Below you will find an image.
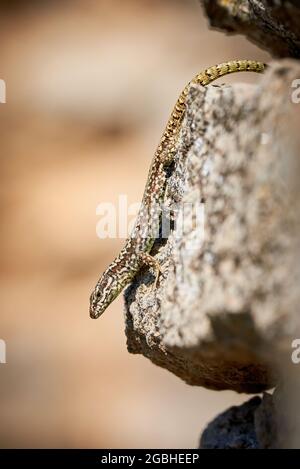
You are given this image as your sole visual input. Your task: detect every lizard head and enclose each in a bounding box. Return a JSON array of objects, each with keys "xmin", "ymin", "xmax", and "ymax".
[{"xmin": 89, "ymin": 272, "xmax": 120, "ymax": 319}]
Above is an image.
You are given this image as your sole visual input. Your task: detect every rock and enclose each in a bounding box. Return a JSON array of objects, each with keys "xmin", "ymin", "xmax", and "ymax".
[
  {"xmin": 200, "ymin": 392, "xmax": 277, "ymax": 449},
  {"xmin": 200, "ymin": 0, "xmax": 300, "ymax": 58},
  {"xmin": 200, "ymin": 385, "xmax": 300, "ymax": 449},
  {"xmin": 199, "ymin": 395, "xmax": 261, "ymax": 449},
  {"xmin": 254, "ymin": 392, "xmax": 277, "ymax": 448},
  {"xmin": 124, "ymin": 60, "xmax": 300, "ymax": 393}
]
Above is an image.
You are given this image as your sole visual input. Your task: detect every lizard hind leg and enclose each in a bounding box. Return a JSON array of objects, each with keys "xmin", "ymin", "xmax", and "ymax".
[
  {"xmin": 161, "ymin": 144, "xmax": 177, "ymax": 167},
  {"xmin": 138, "ymin": 251, "xmax": 162, "ymax": 289}
]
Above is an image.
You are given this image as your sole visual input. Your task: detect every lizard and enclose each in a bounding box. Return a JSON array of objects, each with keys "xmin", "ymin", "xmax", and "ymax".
[{"xmin": 90, "ymin": 60, "xmax": 266, "ymax": 319}]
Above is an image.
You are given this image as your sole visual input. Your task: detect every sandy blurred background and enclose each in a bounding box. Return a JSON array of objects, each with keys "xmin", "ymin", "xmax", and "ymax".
[{"xmin": 0, "ymin": 0, "xmax": 270, "ymax": 448}]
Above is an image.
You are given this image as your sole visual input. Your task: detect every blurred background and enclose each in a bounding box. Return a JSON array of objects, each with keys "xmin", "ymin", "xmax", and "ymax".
[{"xmin": 0, "ymin": 0, "xmax": 270, "ymax": 448}]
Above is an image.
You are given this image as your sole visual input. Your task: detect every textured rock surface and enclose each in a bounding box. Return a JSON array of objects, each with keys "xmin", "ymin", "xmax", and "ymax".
[
  {"xmin": 201, "ymin": 0, "xmax": 300, "ymax": 58},
  {"xmin": 200, "ymin": 395, "xmax": 261, "ymax": 449},
  {"xmin": 124, "ymin": 60, "xmax": 300, "ymax": 393},
  {"xmin": 254, "ymin": 392, "xmax": 277, "ymax": 448},
  {"xmin": 199, "ymin": 393, "xmax": 276, "ymax": 449},
  {"xmin": 200, "ymin": 385, "xmax": 300, "ymax": 449}
]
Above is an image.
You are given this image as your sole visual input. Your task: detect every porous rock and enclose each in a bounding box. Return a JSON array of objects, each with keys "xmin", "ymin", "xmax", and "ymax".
[{"xmin": 124, "ymin": 60, "xmax": 300, "ymax": 393}]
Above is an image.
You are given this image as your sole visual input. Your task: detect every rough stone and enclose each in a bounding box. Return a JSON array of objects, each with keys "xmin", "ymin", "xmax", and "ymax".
[
  {"xmin": 124, "ymin": 60, "xmax": 300, "ymax": 393},
  {"xmin": 199, "ymin": 395, "xmax": 261, "ymax": 449},
  {"xmin": 201, "ymin": 0, "xmax": 300, "ymax": 58},
  {"xmin": 199, "ymin": 392, "xmax": 277, "ymax": 449}
]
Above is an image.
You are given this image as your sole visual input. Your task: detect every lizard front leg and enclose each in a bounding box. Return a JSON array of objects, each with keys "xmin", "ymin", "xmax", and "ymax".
[{"xmin": 138, "ymin": 251, "xmax": 163, "ymax": 289}]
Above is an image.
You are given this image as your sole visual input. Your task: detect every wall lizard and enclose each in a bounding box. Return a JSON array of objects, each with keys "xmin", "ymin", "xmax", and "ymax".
[{"xmin": 90, "ymin": 60, "xmax": 266, "ymax": 319}]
